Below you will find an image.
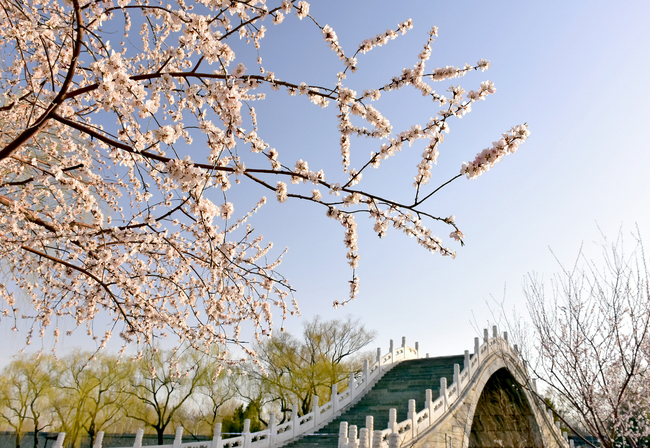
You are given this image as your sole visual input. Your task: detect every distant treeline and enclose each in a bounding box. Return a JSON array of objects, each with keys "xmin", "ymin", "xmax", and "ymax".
[{"xmin": 0, "ymin": 317, "xmax": 375, "ymax": 448}]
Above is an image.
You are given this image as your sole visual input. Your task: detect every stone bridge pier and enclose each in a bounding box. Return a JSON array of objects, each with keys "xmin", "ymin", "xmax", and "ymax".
[{"xmin": 409, "ymin": 345, "xmax": 565, "ymax": 448}]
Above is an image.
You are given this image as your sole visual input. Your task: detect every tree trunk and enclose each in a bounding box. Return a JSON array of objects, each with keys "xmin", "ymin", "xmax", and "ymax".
[
  {"xmin": 34, "ymin": 424, "xmax": 39, "ymax": 448},
  {"xmin": 88, "ymin": 425, "xmax": 96, "ymax": 448}
]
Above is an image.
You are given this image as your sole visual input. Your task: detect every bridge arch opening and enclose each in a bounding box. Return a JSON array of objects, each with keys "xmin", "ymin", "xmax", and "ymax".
[{"xmin": 468, "ymin": 367, "xmax": 543, "ymax": 448}]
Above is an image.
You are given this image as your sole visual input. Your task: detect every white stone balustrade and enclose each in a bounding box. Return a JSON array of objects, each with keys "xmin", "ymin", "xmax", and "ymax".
[
  {"xmin": 54, "ymin": 433, "xmax": 66, "ymax": 448},
  {"xmin": 93, "ymin": 432, "xmax": 105, "ymax": 448}
]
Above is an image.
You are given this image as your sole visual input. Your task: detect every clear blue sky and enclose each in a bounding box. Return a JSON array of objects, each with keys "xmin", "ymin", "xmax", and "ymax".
[
  {"xmin": 253, "ymin": 0, "xmax": 650, "ymax": 357},
  {"xmin": 2, "ymin": 0, "xmax": 650, "ymax": 363}
]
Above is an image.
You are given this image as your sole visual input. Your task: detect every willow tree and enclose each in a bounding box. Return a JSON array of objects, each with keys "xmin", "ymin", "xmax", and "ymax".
[
  {"xmin": 49, "ymin": 352, "xmax": 132, "ymax": 448},
  {"xmin": 0, "ymin": 355, "xmax": 53, "ymax": 448}
]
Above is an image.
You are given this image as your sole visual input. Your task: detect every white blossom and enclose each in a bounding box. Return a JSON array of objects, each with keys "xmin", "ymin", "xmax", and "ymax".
[{"xmin": 276, "ymin": 181, "xmax": 288, "ymax": 203}]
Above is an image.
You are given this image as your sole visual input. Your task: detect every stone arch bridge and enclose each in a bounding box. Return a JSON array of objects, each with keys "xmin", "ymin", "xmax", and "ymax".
[{"xmin": 56, "ymin": 329, "xmax": 570, "ymax": 448}]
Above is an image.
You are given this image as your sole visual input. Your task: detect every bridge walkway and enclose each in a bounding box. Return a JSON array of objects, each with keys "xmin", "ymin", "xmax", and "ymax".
[{"xmin": 282, "ymin": 355, "xmax": 465, "ymax": 448}]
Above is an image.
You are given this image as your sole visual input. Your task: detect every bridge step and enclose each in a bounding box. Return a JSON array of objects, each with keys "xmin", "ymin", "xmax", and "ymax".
[{"xmin": 281, "ymin": 355, "xmax": 464, "ymax": 448}]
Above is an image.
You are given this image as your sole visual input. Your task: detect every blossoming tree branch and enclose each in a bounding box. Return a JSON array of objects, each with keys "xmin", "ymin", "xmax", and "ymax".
[{"xmin": 0, "ymin": 0, "xmax": 530, "ymax": 356}]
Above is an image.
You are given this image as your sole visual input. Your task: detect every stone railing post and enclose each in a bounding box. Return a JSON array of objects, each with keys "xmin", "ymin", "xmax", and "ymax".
[
  {"xmin": 492, "ymin": 325, "xmax": 498, "ymax": 338},
  {"xmin": 474, "ymin": 337, "xmax": 480, "ymax": 364},
  {"xmin": 332, "ymin": 384, "xmax": 339, "ymax": 412},
  {"xmin": 365, "ymin": 416, "xmax": 374, "ymax": 448},
  {"xmin": 267, "ymin": 413, "xmax": 276, "ymax": 446},
  {"xmin": 401, "ymin": 337, "xmax": 406, "ymax": 349},
  {"xmin": 242, "ymin": 419, "xmax": 250, "ymax": 448},
  {"xmin": 440, "ymin": 377, "xmax": 448, "ymax": 410},
  {"xmin": 408, "ymin": 399, "xmax": 416, "ymax": 438},
  {"xmin": 312, "ymin": 396, "xmax": 320, "ymax": 426},
  {"xmin": 388, "ymin": 433, "xmax": 399, "ymax": 448},
  {"xmin": 503, "ymin": 331, "xmax": 509, "ymax": 344},
  {"xmin": 483, "ymin": 328, "xmax": 489, "ymax": 344},
  {"xmin": 212, "ymin": 422, "xmax": 223, "ymax": 448},
  {"xmin": 173, "ymin": 426, "xmax": 183, "ymax": 448},
  {"xmin": 388, "ymin": 408, "xmax": 397, "ymax": 433},
  {"xmin": 349, "ymin": 425, "xmax": 358, "ymax": 448},
  {"xmin": 93, "ymin": 431, "xmax": 105, "ymax": 448},
  {"xmin": 363, "ymin": 359, "xmax": 369, "ymax": 386},
  {"xmin": 464, "ymin": 350, "xmax": 470, "ymax": 372},
  {"xmin": 376, "ymin": 347, "xmax": 381, "ymax": 370},
  {"xmin": 291, "ymin": 405, "xmax": 299, "ymax": 437},
  {"xmin": 389, "ymin": 339, "xmax": 394, "ymax": 361},
  {"xmin": 359, "ymin": 428, "xmax": 369, "ymax": 448},
  {"xmin": 415, "ymin": 342, "xmax": 419, "ymax": 357},
  {"xmin": 453, "ymin": 364, "xmax": 460, "ymax": 390},
  {"xmin": 372, "ymin": 430, "xmax": 382, "ymax": 448},
  {"xmin": 54, "ymin": 433, "xmax": 66, "ymax": 448},
  {"xmin": 133, "ymin": 429, "xmax": 144, "ymax": 448},
  {"xmin": 349, "ymin": 372, "xmax": 356, "ymax": 399},
  {"xmin": 339, "ymin": 422, "xmax": 349, "ymax": 448}
]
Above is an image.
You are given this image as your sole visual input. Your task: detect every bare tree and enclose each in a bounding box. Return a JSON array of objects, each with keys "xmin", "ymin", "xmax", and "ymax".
[
  {"xmin": 517, "ymin": 230, "xmax": 650, "ymax": 448},
  {"xmin": 303, "ymin": 315, "xmax": 376, "ymax": 371},
  {"xmin": 244, "ymin": 316, "xmax": 375, "ymax": 420},
  {"xmin": 125, "ymin": 348, "xmax": 207, "ymax": 444}
]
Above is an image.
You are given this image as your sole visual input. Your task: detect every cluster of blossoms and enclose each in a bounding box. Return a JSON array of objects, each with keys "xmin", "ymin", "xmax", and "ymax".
[
  {"xmin": 467, "ymin": 80, "xmax": 497, "ymax": 101},
  {"xmin": 367, "ymin": 201, "xmax": 455, "ymax": 259},
  {"xmin": 0, "ymin": 0, "xmax": 529, "ymax": 355},
  {"xmin": 91, "ymin": 52, "xmax": 156, "ymax": 116},
  {"xmin": 340, "ymin": 213, "xmax": 359, "ymax": 269},
  {"xmin": 460, "ymin": 124, "xmax": 531, "ymax": 179},
  {"xmin": 276, "ymin": 181, "xmax": 288, "ymax": 202},
  {"xmin": 358, "ymin": 19, "xmax": 412, "ymax": 54},
  {"xmin": 167, "ymin": 157, "xmax": 208, "ymax": 192},
  {"xmin": 414, "ymin": 132, "xmax": 442, "ymax": 186}
]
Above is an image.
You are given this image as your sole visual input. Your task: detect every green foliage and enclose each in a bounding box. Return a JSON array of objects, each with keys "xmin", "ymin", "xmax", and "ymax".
[{"xmin": 220, "ymin": 404, "xmax": 263, "ymax": 437}]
